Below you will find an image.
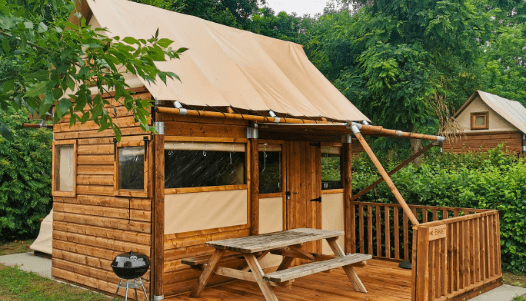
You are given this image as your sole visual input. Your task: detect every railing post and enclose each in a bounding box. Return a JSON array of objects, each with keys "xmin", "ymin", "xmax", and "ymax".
[{"xmin": 415, "ymin": 226, "xmax": 430, "ymax": 301}]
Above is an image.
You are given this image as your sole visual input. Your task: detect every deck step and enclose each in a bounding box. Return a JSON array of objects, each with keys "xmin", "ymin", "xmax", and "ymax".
[{"xmin": 263, "ymin": 253, "xmax": 372, "ymax": 283}]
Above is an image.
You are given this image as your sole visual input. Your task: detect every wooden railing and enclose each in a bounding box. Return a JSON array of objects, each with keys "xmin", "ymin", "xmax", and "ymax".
[
  {"xmin": 349, "ymin": 201, "xmax": 487, "ymax": 261},
  {"xmin": 412, "ymin": 210, "xmax": 502, "ymax": 301}
]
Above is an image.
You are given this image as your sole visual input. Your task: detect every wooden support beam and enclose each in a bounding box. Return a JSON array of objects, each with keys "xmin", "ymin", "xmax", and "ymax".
[
  {"xmin": 352, "ymin": 129, "xmax": 419, "ymax": 225},
  {"xmin": 153, "ymin": 134, "xmax": 165, "ymax": 299},
  {"xmin": 250, "ymin": 138, "xmax": 259, "ymax": 235},
  {"xmin": 343, "ymin": 142, "xmax": 354, "ymax": 254},
  {"xmin": 351, "ymin": 143, "xmax": 437, "ymax": 202}
]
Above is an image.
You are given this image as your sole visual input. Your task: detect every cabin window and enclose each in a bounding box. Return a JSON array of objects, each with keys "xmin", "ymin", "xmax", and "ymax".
[
  {"xmin": 321, "ymin": 146, "xmax": 342, "ymax": 190},
  {"xmin": 52, "ymin": 140, "xmax": 77, "ymax": 197},
  {"xmin": 259, "ymin": 144, "xmax": 282, "ymax": 194},
  {"xmin": 114, "ymin": 138, "xmax": 149, "ymax": 197},
  {"xmin": 471, "ymin": 112, "xmax": 489, "ymax": 130},
  {"xmin": 164, "ymin": 142, "xmax": 246, "ymax": 190}
]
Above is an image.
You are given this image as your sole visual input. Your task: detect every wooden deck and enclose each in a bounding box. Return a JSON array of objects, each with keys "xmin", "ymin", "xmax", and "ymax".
[{"xmin": 167, "ymin": 259, "xmax": 411, "ymax": 301}]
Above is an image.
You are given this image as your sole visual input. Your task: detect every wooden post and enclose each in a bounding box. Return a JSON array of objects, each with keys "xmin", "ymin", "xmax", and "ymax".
[
  {"xmin": 250, "ymin": 136, "xmax": 259, "ymax": 235},
  {"xmin": 352, "ymin": 129, "xmax": 419, "ymax": 226},
  {"xmin": 343, "ymin": 142, "xmax": 354, "ymax": 253},
  {"xmin": 153, "ymin": 134, "xmax": 165, "ymax": 299},
  {"xmin": 351, "ymin": 142, "xmax": 436, "ymax": 202}
]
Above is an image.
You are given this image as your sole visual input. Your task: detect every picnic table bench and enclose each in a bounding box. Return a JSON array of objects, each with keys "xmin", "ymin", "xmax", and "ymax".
[{"xmin": 184, "ymin": 228, "xmax": 371, "ymax": 301}]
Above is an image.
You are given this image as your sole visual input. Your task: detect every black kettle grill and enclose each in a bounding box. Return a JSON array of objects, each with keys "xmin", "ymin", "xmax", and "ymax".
[{"xmin": 111, "ymin": 251, "xmax": 150, "ymax": 301}]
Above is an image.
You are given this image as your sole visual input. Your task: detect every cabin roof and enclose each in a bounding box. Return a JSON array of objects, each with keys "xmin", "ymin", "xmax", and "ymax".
[
  {"xmin": 77, "ymin": 0, "xmax": 370, "ymax": 123},
  {"xmin": 454, "ymin": 90, "xmax": 526, "ymax": 133}
]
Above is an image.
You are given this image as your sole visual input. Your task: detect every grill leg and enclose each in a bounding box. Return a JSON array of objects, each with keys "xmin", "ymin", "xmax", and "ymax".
[
  {"xmin": 113, "ymin": 279, "xmax": 123, "ymax": 300},
  {"xmin": 125, "ymin": 280, "xmax": 130, "ymax": 301},
  {"xmin": 134, "ymin": 279, "xmax": 138, "ymax": 301},
  {"xmin": 139, "ymin": 277, "xmax": 149, "ymax": 301}
]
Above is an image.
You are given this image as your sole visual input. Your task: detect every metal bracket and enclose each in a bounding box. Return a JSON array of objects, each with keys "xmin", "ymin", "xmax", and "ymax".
[
  {"xmin": 310, "ymin": 197, "xmax": 321, "ymax": 203},
  {"xmin": 247, "ymin": 127, "xmax": 259, "ymax": 139},
  {"xmin": 154, "ymin": 121, "xmax": 165, "ymax": 135},
  {"xmin": 153, "ymin": 295, "xmax": 164, "ymax": 301}
]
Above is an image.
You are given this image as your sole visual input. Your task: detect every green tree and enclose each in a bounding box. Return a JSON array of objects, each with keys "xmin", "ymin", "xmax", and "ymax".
[{"xmin": 0, "ymin": 0, "xmax": 187, "ymax": 140}]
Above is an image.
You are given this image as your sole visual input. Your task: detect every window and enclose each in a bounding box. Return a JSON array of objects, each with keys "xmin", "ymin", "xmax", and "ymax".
[
  {"xmin": 52, "ymin": 141, "xmax": 77, "ymax": 197},
  {"xmin": 114, "ymin": 139, "xmax": 149, "ymax": 197},
  {"xmin": 164, "ymin": 142, "xmax": 246, "ymax": 190},
  {"xmin": 321, "ymin": 146, "xmax": 342, "ymax": 190},
  {"xmin": 259, "ymin": 144, "xmax": 282, "ymax": 194},
  {"xmin": 471, "ymin": 112, "xmax": 489, "ymax": 130}
]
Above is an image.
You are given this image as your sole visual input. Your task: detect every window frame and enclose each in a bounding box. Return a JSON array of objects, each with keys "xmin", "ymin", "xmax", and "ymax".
[
  {"xmin": 321, "ymin": 142, "xmax": 344, "ymax": 194},
  {"xmin": 471, "ymin": 111, "xmax": 489, "ymax": 130},
  {"xmin": 114, "ymin": 137, "xmax": 151, "ymax": 198},
  {"xmin": 52, "ymin": 140, "xmax": 77, "ymax": 197},
  {"xmin": 164, "ymin": 136, "xmax": 249, "ymax": 194},
  {"xmin": 258, "ymin": 140, "xmax": 286, "ymax": 199}
]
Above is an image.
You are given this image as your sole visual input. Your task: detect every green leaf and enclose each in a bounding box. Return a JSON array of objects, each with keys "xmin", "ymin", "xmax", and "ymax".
[
  {"xmin": 59, "ymin": 99, "xmax": 72, "ymax": 114},
  {"xmin": 123, "ymin": 37, "xmax": 139, "ymax": 45},
  {"xmin": 2, "ymin": 80, "xmax": 15, "ymax": 93},
  {"xmin": 0, "ymin": 123, "xmax": 13, "ymax": 141},
  {"xmin": 157, "ymin": 38, "xmax": 173, "ymax": 48},
  {"xmin": 28, "ymin": 70, "xmax": 49, "ymax": 81},
  {"xmin": 24, "ymin": 81, "xmax": 47, "ymax": 97},
  {"xmin": 2, "ymin": 38, "xmax": 10, "ymax": 53},
  {"xmin": 37, "ymin": 22, "xmax": 48, "ymax": 33}
]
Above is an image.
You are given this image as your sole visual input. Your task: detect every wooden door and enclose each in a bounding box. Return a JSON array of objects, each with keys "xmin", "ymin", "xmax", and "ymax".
[{"xmin": 285, "ymin": 141, "xmax": 322, "ymax": 254}]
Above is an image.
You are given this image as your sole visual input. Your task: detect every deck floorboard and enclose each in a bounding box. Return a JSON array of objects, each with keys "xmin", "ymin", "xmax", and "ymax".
[{"xmin": 167, "ymin": 259, "xmax": 411, "ymax": 301}]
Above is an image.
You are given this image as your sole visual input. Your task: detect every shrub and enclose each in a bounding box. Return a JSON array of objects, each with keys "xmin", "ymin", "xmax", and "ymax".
[
  {"xmin": 352, "ymin": 146, "xmax": 526, "ymax": 273},
  {"xmin": 0, "ymin": 108, "xmax": 52, "ymax": 240}
]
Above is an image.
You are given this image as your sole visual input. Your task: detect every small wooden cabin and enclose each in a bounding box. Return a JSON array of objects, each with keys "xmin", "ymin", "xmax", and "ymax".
[
  {"xmin": 443, "ymin": 90, "xmax": 526, "ymax": 154},
  {"xmin": 51, "ymin": 1, "xmax": 502, "ymax": 301}
]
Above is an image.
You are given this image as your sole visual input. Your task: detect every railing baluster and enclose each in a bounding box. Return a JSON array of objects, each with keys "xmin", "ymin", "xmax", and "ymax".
[
  {"xmin": 394, "ymin": 207, "xmax": 400, "ymax": 260},
  {"xmin": 376, "ymin": 205, "xmax": 381, "ymax": 257},
  {"xmin": 368, "ymin": 205, "xmax": 373, "ymax": 256},
  {"xmin": 442, "ymin": 209, "xmax": 448, "ymax": 220},
  {"xmin": 430, "ymin": 240, "xmax": 435, "ymax": 299},
  {"xmin": 481, "ymin": 215, "xmax": 487, "ymax": 280},
  {"xmin": 385, "ymin": 206, "xmax": 390, "ymax": 259},
  {"xmin": 496, "ymin": 213, "xmax": 502, "ymax": 276},
  {"xmin": 359, "ymin": 204, "xmax": 364, "ymax": 254},
  {"xmin": 433, "ymin": 209, "xmax": 438, "ymax": 222},
  {"xmin": 423, "ymin": 208, "xmax": 428, "ymax": 223},
  {"xmin": 403, "ymin": 210, "xmax": 409, "ymax": 261}
]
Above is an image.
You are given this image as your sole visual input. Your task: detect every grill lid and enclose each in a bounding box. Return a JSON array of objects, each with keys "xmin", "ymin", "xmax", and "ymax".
[{"xmin": 111, "ymin": 251, "xmax": 150, "ymax": 279}]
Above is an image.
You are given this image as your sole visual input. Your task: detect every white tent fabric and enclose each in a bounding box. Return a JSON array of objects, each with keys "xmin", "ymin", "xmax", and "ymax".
[
  {"xmin": 83, "ymin": 0, "xmax": 370, "ymax": 122},
  {"xmin": 30, "ymin": 210, "xmax": 53, "ymax": 255}
]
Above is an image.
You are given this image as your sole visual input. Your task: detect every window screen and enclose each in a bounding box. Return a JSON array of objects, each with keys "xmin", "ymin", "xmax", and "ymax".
[
  {"xmin": 259, "ymin": 144, "xmax": 282, "ymax": 194},
  {"xmin": 118, "ymin": 146, "xmax": 145, "ymax": 190},
  {"xmin": 321, "ymin": 146, "xmax": 342, "ymax": 190},
  {"xmin": 56, "ymin": 144, "xmax": 74, "ymax": 191},
  {"xmin": 165, "ymin": 142, "xmax": 246, "ymax": 189}
]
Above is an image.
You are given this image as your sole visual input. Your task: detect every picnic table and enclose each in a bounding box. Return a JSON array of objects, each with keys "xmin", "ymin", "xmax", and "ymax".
[{"xmin": 186, "ymin": 228, "xmax": 371, "ymax": 301}]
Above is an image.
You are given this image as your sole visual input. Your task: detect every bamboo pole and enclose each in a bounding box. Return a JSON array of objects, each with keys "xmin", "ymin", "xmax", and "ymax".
[
  {"xmin": 350, "ymin": 142, "xmax": 438, "ymax": 201},
  {"xmin": 350, "ymin": 123, "xmax": 420, "ymax": 225},
  {"xmin": 155, "ymin": 107, "xmax": 445, "ymax": 142},
  {"xmin": 22, "ymin": 123, "xmax": 53, "ymax": 129}
]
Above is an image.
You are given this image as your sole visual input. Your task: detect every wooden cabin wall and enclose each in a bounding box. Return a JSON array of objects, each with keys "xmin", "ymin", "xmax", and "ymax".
[
  {"xmin": 442, "ymin": 131, "xmax": 521, "ymax": 154},
  {"xmin": 52, "ymin": 88, "xmax": 154, "ymax": 300},
  {"xmin": 160, "ymin": 113, "xmax": 252, "ymax": 297}
]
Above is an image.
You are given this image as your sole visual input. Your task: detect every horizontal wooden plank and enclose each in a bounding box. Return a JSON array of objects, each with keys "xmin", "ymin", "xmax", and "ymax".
[
  {"xmin": 54, "ymin": 195, "xmax": 151, "ymax": 210},
  {"xmin": 77, "ymin": 165, "xmax": 114, "ymax": 175},
  {"xmin": 77, "ymin": 185, "xmax": 115, "ymax": 196},
  {"xmin": 77, "ymin": 175, "xmax": 114, "ymax": 186},
  {"xmin": 53, "ymin": 239, "xmax": 122, "ymax": 261},
  {"xmin": 164, "ymin": 224, "xmax": 249, "ymax": 241},
  {"xmin": 54, "ymin": 126, "xmax": 149, "ymax": 140},
  {"xmin": 77, "ymin": 144, "xmax": 113, "ymax": 155},
  {"xmin": 53, "ymin": 230, "xmax": 150, "ymax": 255},
  {"xmin": 161, "ymin": 114, "xmax": 249, "ymax": 126},
  {"xmin": 52, "ymin": 267, "xmax": 149, "ymax": 301},
  {"xmin": 55, "ymin": 116, "xmax": 144, "ymax": 133},
  {"xmin": 54, "ymin": 202, "xmax": 151, "ymax": 222},
  {"xmin": 164, "ymin": 228, "xmax": 250, "ymax": 251},
  {"xmin": 163, "ymin": 122, "xmax": 246, "ymax": 138},
  {"xmin": 77, "ymin": 155, "xmax": 114, "ymax": 165},
  {"xmin": 54, "ymin": 212, "xmax": 151, "ymax": 233},
  {"xmin": 54, "ymin": 221, "xmax": 151, "ymax": 245}
]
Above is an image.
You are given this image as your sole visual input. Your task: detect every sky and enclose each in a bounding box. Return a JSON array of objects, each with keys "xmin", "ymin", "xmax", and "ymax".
[{"xmin": 263, "ymin": 0, "xmax": 331, "ymax": 16}]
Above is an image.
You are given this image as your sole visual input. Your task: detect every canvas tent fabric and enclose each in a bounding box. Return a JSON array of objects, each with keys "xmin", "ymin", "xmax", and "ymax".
[
  {"xmin": 30, "ymin": 210, "xmax": 53, "ymax": 255},
  {"xmin": 82, "ymin": 0, "xmax": 369, "ymax": 122},
  {"xmin": 455, "ymin": 91, "xmax": 526, "ymax": 133}
]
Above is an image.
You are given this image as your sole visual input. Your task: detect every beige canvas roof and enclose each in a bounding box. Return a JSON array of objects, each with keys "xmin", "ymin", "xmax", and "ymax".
[
  {"xmin": 80, "ymin": 0, "xmax": 369, "ymax": 122},
  {"xmin": 455, "ymin": 90, "xmax": 526, "ymax": 133}
]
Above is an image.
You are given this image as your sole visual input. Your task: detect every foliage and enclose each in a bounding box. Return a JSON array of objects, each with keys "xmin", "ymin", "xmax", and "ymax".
[
  {"xmin": 352, "ymin": 146, "xmax": 526, "ymax": 273},
  {"xmin": 0, "ymin": 0, "xmax": 187, "ymax": 140},
  {"xmin": 0, "ymin": 264, "xmax": 109, "ymax": 300},
  {"xmin": 0, "ymin": 239, "xmax": 35, "ymax": 256},
  {"xmin": 0, "ymin": 108, "xmax": 52, "ymax": 240}
]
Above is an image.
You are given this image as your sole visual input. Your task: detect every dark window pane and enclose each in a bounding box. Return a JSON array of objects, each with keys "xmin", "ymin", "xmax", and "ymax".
[
  {"xmin": 321, "ymin": 153, "xmax": 342, "ymax": 190},
  {"xmin": 165, "ymin": 150, "xmax": 245, "ymax": 188},
  {"xmin": 119, "ymin": 147, "xmax": 145, "ymax": 190},
  {"xmin": 259, "ymin": 151, "xmax": 281, "ymax": 194}
]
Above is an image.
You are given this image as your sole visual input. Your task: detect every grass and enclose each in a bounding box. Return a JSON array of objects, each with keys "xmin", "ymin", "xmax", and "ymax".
[
  {"xmin": 504, "ymin": 272, "xmax": 526, "ymax": 288},
  {"xmin": 0, "ymin": 264, "xmax": 110, "ymax": 301},
  {"xmin": 513, "ymin": 295, "xmax": 526, "ymax": 301},
  {"xmin": 0, "ymin": 240, "xmax": 35, "ymax": 256}
]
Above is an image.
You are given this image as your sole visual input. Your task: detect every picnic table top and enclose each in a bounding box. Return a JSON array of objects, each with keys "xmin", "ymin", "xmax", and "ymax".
[{"xmin": 205, "ymin": 228, "xmax": 344, "ymax": 253}]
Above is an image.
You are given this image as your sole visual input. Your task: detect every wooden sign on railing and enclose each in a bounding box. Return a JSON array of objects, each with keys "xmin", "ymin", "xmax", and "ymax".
[{"xmin": 428, "ymin": 225, "xmax": 446, "ymax": 241}]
